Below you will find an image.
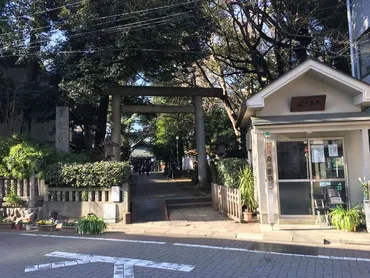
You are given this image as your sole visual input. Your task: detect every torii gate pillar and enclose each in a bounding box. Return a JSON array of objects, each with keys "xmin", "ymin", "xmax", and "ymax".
[
  {"xmin": 112, "ymin": 94, "xmax": 122, "ymax": 161},
  {"xmin": 194, "ymin": 96, "xmax": 207, "ymax": 186}
]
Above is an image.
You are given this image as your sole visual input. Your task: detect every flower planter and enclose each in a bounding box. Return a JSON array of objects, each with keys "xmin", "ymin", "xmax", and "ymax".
[
  {"xmin": 62, "ymin": 226, "xmax": 76, "ymax": 232},
  {"xmin": 364, "ymin": 200, "xmax": 370, "ymax": 233},
  {"xmin": 38, "ymin": 225, "xmax": 57, "ymax": 232},
  {"xmin": 15, "ymin": 224, "xmax": 23, "ymax": 230},
  {"xmin": 25, "ymin": 224, "xmax": 32, "ymax": 231},
  {"xmin": 0, "ymin": 223, "xmax": 15, "ymax": 229}
]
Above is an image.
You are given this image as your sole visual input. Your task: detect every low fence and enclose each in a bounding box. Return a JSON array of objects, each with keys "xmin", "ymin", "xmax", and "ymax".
[
  {"xmin": 41, "ymin": 184, "xmax": 130, "ymax": 223},
  {"xmin": 0, "ymin": 176, "xmax": 45, "ymax": 201},
  {"xmin": 211, "ymin": 183, "xmax": 243, "ymax": 222}
]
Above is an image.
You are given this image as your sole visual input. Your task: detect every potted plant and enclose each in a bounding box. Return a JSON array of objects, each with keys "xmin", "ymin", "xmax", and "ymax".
[
  {"xmin": 239, "ymin": 165, "xmax": 256, "ymax": 222},
  {"xmin": 359, "ymin": 178, "xmax": 370, "ymax": 232},
  {"xmin": 62, "ymin": 220, "xmax": 77, "ymax": 231},
  {"xmin": 15, "ymin": 219, "xmax": 23, "ymax": 230},
  {"xmin": 329, "ymin": 205, "xmax": 362, "ymax": 232},
  {"xmin": 23, "ymin": 219, "xmax": 32, "ymax": 231},
  {"xmin": 76, "ymin": 213, "xmax": 107, "ymax": 235},
  {"xmin": 0, "ymin": 216, "xmax": 15, "ymax": 229},
  {"xmin": 37, "ymin": 219, "xmax": 57, "ymax": 232}
]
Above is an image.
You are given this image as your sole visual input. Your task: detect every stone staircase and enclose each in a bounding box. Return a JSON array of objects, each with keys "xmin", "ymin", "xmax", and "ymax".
[{"xmin": 165, "ymin": 196, "xmax": 212, "ymax": 209}]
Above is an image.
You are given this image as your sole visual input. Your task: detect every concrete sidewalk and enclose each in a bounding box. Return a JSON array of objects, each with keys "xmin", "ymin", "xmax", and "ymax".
[
  {"xmin": 109, "ymin": 206, "xmax": 370, "ymax": 248},
  {"xmin": 122, "ymin": 174, "xmax": 370, "ymax": 248}
]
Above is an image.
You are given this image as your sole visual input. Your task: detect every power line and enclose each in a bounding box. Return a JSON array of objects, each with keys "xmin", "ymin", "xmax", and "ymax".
[
  {"xmin": 6, "ymin": 11, "xmax": 198, "ymax": 50},
  {"xmin": 0, "ymin": 0, "xmax": 85, "ymax": 21}
]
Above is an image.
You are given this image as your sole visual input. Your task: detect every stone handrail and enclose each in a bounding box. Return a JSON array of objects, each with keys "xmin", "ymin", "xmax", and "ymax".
[{"xmin": 0, "ymin": 176, "xmax": 45, "ymax": 201}]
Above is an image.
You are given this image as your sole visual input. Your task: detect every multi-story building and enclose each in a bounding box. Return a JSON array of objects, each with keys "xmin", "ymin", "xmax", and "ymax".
[{"xmin": 348, "ymin": 0, "xmax": 370, "ymax": 83}]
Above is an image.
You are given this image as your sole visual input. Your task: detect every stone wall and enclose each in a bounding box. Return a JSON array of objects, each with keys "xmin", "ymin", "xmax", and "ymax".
[{"xmin": 38, "ymin": 183, "xmax": 131, "ymax": 223}]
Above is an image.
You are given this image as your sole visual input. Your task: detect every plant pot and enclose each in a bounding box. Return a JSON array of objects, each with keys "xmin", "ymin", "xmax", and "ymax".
[
  {"xmin": 25, "ymin": 224, "xmax": 32, "ymax": 231},
  {"xmin": 38, "ymin": 225, "xmax": 57, "ymax": 232},
  {"xmin": 243, "ymin": 211, "xmax": 253, "ymax": 222},
  {"xmin": 0, "ymin": 223, "xmax": 15, "ymax": 229},
  {"xmin": 364, "ymin": 200, "xmax": 370, "ymax": 233},
  {"xmin": 15, "ymin": 224, "xmax": 23, "ymax": 230}
]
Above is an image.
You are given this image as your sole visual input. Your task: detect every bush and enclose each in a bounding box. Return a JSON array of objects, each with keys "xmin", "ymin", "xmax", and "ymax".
[
  {"xmin": 3, "ymin": 190, "xmax": 24, "ymax": 207},
  {"xmin": 0, "ymin": 135, "xmax": 89, "ymax": 179},
  {"xmin": 76, "ymin": 214, "xmax": 107, "ymax": 235},
  {"xmin": 216, "ymin": 158, "xmax": 247, "ymax": 188},
  {"xmin": 44, "ymin": 161, "xmax": 131, "ymax": 188}
]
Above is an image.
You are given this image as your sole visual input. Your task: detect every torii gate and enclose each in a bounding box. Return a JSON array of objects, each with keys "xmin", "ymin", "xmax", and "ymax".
[{"xmin": 101, "ymin": 86, "xmax": 223, "ymax": 186}]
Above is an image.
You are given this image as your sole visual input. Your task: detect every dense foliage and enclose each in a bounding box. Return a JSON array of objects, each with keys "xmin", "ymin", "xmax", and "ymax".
[
  {"xmin": 0, "ymin": 136, "xmax": 89, "ymax": 179},
  {"xmin": 44, "ymin": 161, "xmax": 131, "ymax": 188},
  {"xmin": 216, "ymin": 158, "xmax": 247, "ymax": 188}
]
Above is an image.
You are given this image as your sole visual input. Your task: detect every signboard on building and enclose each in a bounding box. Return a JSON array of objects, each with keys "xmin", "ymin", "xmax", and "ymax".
[
  {"xmin": 111, "ymin": 186, "xmax": 120, "ymax": 202},
  {"xmin": 264, "ymin": 142, "xmax": 274, "ymax": 189},
  {"xmin": 290, "ymin": 95, "xmax": 326, "ymax": 112}
]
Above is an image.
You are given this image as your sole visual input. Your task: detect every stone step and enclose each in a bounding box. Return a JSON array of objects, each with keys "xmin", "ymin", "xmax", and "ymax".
[
  {"xmin": 166, "ymin": 197, "xmax": 212, "ymax": 205},
  {"xmin": 166, "ymin": 202, "xmax": 212, "ymax": 209}
]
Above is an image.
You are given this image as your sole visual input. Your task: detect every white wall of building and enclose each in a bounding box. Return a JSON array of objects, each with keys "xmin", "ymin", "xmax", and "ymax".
[{"xmin": 256, "ymin": 75, "xmax": 361, "ymax": 117}]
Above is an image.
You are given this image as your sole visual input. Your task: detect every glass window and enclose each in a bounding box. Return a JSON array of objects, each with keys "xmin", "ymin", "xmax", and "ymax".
[
  {"xmin": 310, "ymin": 140, "xmax": 344, "ymax": 179},
  {"xmin": 277, "ymin": 142, "xmax": 309, "ymax": 179},
  {"xmin": 279, "ymin": 182, "xmax": 312, "ymax": 215}
]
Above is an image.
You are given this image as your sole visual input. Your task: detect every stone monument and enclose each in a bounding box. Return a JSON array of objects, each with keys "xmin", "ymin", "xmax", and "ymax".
[{"xmin": 55, "ymin": 106, "xmax": 70, "ymax": 152}]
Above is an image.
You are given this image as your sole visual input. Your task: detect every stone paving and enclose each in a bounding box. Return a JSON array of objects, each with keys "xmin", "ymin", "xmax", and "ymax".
[{"xmin": 1, "ymin": 231, "xmax": 370, "ymax": 277}]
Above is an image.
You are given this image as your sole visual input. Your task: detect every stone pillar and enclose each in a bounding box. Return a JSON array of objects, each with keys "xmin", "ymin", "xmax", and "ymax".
[
  {"xmin": 194, "ymin": 96, "xmax": 207, "ymax": 187},
  {"xmin": 112, "ymin": 94, "xmax": 122, "ymax": 161},
  {"xmin": 55, "ymin": 106, "xmax": 70, "ymax": 152},
  {"xmin": 29, "ymin": 174, "xmax": 37, "ymax": 202},
  {"xmin": 0, "ymin": 180, "xmax": 4, "ymax": 199}
]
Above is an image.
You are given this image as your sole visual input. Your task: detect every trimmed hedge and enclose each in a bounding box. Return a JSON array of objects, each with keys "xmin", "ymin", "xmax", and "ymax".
[
  {"xmin": 44, "ymin": 161, "xmax": 131, "ymax": 188},
  {"xmin": 216, "ymin": 158, "xmax": 247, "ymax": 188}
]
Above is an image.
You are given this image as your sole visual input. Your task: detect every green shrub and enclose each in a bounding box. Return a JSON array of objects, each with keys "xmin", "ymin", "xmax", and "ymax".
[
  {"xmin": 44, "ymin": 161, "xmax": 131, "ymax": 188},
  {"xmin": 216, "ymin": 158, "xmax": 247, "ymax": 188},
  {"xmin": 3, "ymin": 190, "xmax": 23, "ymax": 207},
  {"xmin": 0, "ymin": 135, "xmax": 89, "ymax": 179},
  {"xmin": 76, "ymin": 214, "xmax": 107, "ymax": 235}
]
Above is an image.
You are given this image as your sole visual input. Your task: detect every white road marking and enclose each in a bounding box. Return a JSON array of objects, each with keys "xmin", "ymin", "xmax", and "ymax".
[
  {"xmin": 173, "ymin": 243, "xmax": 249, "ymax": 252},
  {"xmin": 25, "ymin": 260, "xmax": 91, "ymax": 272},
  {"xmin": 24, "ymin": 251, "xmax": 195, "ymax": 278},
  {"xmin": 17, "ymin": 233, "xmax": 370, "ymax": 263},
  {"xmin": 20, "ymin": 233, "xmax": 165, "ymax": 245}
]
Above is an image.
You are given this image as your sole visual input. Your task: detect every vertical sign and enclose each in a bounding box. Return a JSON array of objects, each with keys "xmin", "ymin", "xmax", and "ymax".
[
  {"xmin": 265, "ymin": 141, "xmax": 275, "ymax": 225},
  {"xmin": 55, "ymin": 106, "xmax": 69, "ymax": 152},
  {"xmin": 265, "ymin": 142, "xmax": 274, "ymax": 189},
  {"xmin": 111, "ymin": 186, "xmax": 120, "ymax": 202}
]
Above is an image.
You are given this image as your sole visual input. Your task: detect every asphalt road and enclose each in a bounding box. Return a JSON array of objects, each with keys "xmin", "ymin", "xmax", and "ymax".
[{"xmin": 1, "ymin": 231, "xmax": 370, "ymax": 278}]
